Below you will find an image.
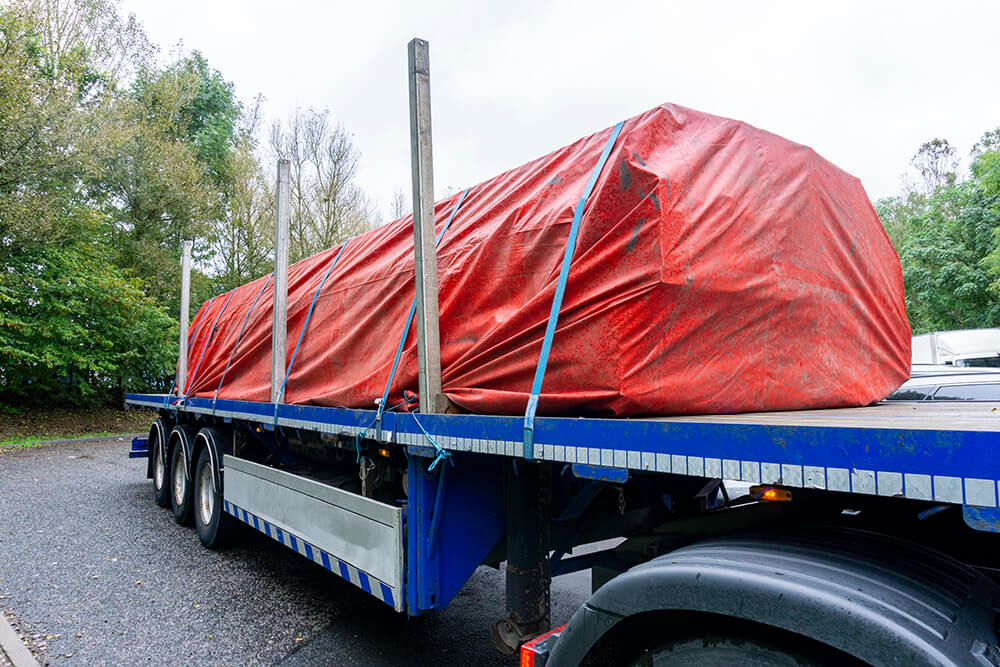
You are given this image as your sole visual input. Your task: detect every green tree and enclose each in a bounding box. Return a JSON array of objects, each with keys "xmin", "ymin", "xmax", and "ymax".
[
  {"xmin": 879, "ymin": 127, "xmax": 1000, "ymax": 334},
  {"xmin": 0, "ymin": 2, "xmax": 92, "ymax": 250},
  {"xmin": 211, "ymin": 137, "xmax": 274, "ymax": 290},
  {"xmin": 0, "ymin": 0, "xmax": 205, "ymax": 406},
  {"xmin": 0, "ymin": 215, "xmax": 176, "ymax": 406},
  {"xmin": 97, "ymin": 50, "xmax": 242, "ymax": 312}
]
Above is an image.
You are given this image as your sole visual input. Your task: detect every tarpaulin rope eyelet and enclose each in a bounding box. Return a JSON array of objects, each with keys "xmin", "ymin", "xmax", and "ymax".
[
  {"xmin": 374, "ymin": 188, "xmax": 470, "ymax": 439},
  {"xmin": 273, "ymin": 240, "xmax": 351, "ymax": 425},
  {"xmin": 522, "ymin": 120, "xmax": 626, "ymax": 459},
  {"xmin": 212, "ymin": 273, "xmax": 273, "ymax": 414},
  {"xmin": 182, "ymin": 288, "xmax": 236, "ymax": 402},
  {"xmin": 164, "ymin": 296, "xmax": 216, "ymax": 410}
]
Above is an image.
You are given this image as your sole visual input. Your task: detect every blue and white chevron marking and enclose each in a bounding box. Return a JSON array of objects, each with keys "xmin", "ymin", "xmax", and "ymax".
[{"xmin": 224, "ymin": 500, "xmax": 398, "ymax": 610}]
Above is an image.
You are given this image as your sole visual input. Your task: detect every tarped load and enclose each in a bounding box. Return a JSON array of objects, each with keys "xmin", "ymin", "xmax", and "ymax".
[{"xmin": 179, "ymin": 103, "xmax": 910, "ymax": 417}]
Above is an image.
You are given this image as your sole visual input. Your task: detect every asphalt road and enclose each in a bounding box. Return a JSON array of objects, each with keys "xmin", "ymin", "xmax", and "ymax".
[{"xmin": 0, "ymin": 437, "xmax": 592, "ymax": 665}]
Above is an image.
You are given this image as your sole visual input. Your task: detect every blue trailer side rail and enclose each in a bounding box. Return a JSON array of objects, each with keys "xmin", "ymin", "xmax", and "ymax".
[{"xmin": 127, "ymin": 393, "xmax": 1000, "ymax": 508}]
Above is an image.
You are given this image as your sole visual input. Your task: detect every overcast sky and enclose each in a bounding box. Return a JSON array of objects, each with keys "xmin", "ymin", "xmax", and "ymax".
[{"xmin": 119, "ymin": 0, "xmax": 1000, "ymax": 219}]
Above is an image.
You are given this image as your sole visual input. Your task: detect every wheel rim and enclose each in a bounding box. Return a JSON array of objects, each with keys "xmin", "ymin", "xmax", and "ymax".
[
  {"xmin": 173, "ymin": 450, "xmax": 186, "ymax": 506},
  {"xmin": 153, "ymin": 438, "xmax": 165, "ymax": 489},
  {"xmin": 197, "ymin": 457, "xmax": 215, "ymax": 527}
]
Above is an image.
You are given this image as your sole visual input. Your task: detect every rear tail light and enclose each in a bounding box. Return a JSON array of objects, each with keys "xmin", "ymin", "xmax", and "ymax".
[{"xmin": 520, "ymin": 624, "xmax": 566, "ymax": 667}]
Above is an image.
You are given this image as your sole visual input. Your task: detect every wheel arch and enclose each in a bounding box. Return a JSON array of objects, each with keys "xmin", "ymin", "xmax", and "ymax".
[
  {"xmin": 192, "ymin": 425, "xmax": 229, "ymax": 490},
  {"xmin": 167, "ymin": 423, "xmax": 198, "ymax": 482},
  {"xmin": 146, "ymin": 416, "xmax": 173, "ymax": 479},
  {"xmin": 548, "ymin": 529, "xmax": 1000, "ymax": 667}
]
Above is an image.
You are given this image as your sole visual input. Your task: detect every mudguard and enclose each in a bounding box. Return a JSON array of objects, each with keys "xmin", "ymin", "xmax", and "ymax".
[
  {"xmin": 167, "ymin": 423, "xmax": 198, "ymax": 482},
  {"xmin": 146, "ymin": 417, "xmax": 173, "ymax": 480},
  {"xmin": 548, "ymin": 529, "xmax": 1000, "ymax": 667},
  {"xmin": 192, "ymin": 426, "xmax": 229, "ymax": 489}
]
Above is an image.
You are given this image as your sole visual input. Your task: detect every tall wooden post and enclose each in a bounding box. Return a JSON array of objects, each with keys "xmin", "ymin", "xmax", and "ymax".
[
  {"xmin": 177, "ymin": 239, "xmax": 192, "ymax": 395},
  {"xmin": 272, "ymin": 159, "xmax": 291, "ymax": 403},
  {"xmin": 408, "ymin": 38, "xmax": 447, "ymax": 414}
]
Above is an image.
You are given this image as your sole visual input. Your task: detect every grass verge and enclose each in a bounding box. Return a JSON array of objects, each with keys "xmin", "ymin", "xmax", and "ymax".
[{"xmin": 0, "ymin": 406, "xmax": 157, "ymax": 447}]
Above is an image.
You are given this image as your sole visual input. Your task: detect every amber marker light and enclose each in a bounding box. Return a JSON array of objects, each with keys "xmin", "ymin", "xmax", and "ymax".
[{"xmin": 750, "ymin": 485, "xmax": 792, "ymax": 502}]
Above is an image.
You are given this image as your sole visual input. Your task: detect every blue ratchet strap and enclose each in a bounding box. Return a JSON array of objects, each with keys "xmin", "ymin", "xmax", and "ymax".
[
  {"xmin": 181, "ymin": 289, "xmax": 236, "ymax": 402},
  {"xmin": 522, "ymin": 120, "xmax": 625, "ymax": 459},
  {"xmin": 411, "ymin": 412, "xmax": 453, "ymax": 471},
  {"xmin": 163, "ymin": 296, "xmax": 216, "ymax": 410},
  {"xmin": 212, "ymin": 274, "xmax": 273, "ymax": 414},
  {"xmin": 273, "ymin": 241, "xmax": 351, "ymax": 424},
  {"xmin": 374, "ymin": 188, "xmax": 470, "ymax": 440}
]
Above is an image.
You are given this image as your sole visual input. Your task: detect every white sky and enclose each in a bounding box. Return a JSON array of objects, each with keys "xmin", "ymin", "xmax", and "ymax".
[{"xmin": 119, "ymin": 0, "xmax": 1000, "ymax": 219}]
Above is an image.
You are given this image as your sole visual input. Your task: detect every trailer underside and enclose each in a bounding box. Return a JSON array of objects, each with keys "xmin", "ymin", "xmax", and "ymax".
[{"xmin": 125, "ymin": 393, "xmax": 1000, "ymax": 661}]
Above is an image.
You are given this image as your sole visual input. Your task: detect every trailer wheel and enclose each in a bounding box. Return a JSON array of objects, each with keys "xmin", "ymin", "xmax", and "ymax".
[
  {"xmin": 151, "ymin": 426, "xmax": 170, "ymax": 508},
  {"xmin": 170, "ymin": 440, "xmax": 194, "ymax": 525},
  {"xmin": 193, "ymin": 444, "xmax": 233, "ymax": 548}
]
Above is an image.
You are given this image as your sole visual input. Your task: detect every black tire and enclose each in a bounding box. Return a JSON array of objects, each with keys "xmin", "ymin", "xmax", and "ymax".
[
  {"xmin": 151, "ymin": 424, "xmax": 170, "ymax": 508},
  {"xmin": 170, "ymin": 435, "xmax": 194, "ymax": 525},
  {"xmin": 193, "ymin": 437, "xmax": 234, "ymax": 548},
  {"xmin": 630, "ymin": 632, "xmax": 833, "ymax": 667}
]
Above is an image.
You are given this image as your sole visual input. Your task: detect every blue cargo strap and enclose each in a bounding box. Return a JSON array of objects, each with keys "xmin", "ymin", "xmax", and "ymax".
[
  {"xmin": 212, "ymin": 273, "xmax": 274, "ymax": 414},
  {"xmin": 374, "ymin": 188, "xmax": 470, "ymax": 440},
  {"xmin": 411, "ymin": 412, "xmax": 453, "ymax": 472},
  {"xmin": 163, "ymin": 296, "xmax": 216, "ymax": 410},
  {"xmin": 522, "ymin": 120, "xmax": 625, "ymax": 459},
  {"xmin": 273, "ymin": 241, "xmax": 351, "ymax": 423},
  {"xmin": 181, "ymin": 288, "xmax": 236, "ymax": 402}
]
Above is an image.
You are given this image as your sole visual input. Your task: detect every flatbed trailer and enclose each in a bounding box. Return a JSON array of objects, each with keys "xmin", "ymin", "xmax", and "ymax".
[
  {"xmin": 124, "ymin": 38, "xmax": 1000, "ymax": 666},
  {"xmin": 125, "ymin": 392, "xmax": 1000, "ymax": 665}
]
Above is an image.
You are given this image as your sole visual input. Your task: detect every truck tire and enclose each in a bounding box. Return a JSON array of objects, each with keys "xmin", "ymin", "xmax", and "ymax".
[
  {"xmin": 630, "ymin": 630, "xmax": 827, "ymax": 666},
  {"xmin": 193, "ymin": 441, "xmax": 233, "ymax": 548},
  {"xmin": 550, "ymin": 529, "xmax": 1000, "ymax": 667},
  {"xmin": 170, "ymin": 437, "xmax": 194, "ymax": 525},
  {"xmin": 151, "ymin": 423, "xmax": 170, "ymax": 507}
]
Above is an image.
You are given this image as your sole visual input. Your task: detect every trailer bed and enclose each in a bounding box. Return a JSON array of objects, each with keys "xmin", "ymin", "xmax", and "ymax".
[{"xmin": 127, "ymin": 394, "xmax": 1000, "ymax": 508}]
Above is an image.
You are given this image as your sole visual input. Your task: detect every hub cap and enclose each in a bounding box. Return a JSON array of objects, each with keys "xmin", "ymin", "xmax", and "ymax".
[
  {"xmin": 197, "ymin": 457, "xmax": 215, "ymax": 527},
  {"xmin": 153, "ymin": 438, "xmax": 164, "ymax": 489},
  {"xmin": 173, "ymin": 450, "xmax": 186, "ymax": 506}
]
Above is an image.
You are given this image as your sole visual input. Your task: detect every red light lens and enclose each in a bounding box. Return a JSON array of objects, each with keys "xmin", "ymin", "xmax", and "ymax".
[{"xmin": 518, "ymin": 624, "xmax": 566, "ymax": 667}]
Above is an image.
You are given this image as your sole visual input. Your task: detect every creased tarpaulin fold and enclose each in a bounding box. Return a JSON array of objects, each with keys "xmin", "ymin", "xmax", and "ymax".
[{"xmin": 179, "ymin": 103, "xmax": 910, "ymax": 417}]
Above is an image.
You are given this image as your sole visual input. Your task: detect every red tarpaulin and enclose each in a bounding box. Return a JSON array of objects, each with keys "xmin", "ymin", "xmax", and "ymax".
[{"xmin": 178, "ymin": 103, "xmax": 910, "ymax": 417}]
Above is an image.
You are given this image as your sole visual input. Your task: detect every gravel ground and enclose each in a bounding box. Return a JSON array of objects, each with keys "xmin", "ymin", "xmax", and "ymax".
[{"xmin": 0, "ymin": 437, "xmax": 591, "ymax": 665}]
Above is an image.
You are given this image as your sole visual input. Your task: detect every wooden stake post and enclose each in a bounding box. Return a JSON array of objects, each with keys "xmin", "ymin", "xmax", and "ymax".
[
  {"xmin": 408, "ymin": 38, "xmax": 448, "ymax": 414},
  {"xmin": 272, "ymin": 159, "xmax": 291, "ymax": 403},
  {"xmin": 177, "ymin": 239, "xmax": 192, "ymax": 395}
]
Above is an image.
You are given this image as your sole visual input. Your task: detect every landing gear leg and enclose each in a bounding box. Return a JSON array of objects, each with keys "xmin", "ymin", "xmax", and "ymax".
[{"xmin": 492, "ymin": 460, "xmax": 551, "ymax": 654}]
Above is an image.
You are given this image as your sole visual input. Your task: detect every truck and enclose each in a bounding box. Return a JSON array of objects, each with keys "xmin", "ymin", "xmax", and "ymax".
[
  {"xmin": 126, "ymin": 40, "xmax": 1000, "ymax": 666},
  {"xmin": 912, "ymin": 329, "xmax": 1000, "ymax": 368}
]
